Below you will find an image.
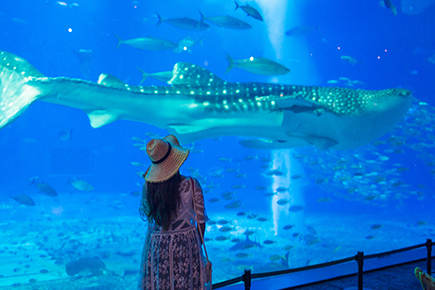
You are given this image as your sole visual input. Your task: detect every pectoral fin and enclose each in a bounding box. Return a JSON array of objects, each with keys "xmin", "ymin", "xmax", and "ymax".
[{"xmin": 87, "ymin": 110, "xmax": 119, "ymax": 128}]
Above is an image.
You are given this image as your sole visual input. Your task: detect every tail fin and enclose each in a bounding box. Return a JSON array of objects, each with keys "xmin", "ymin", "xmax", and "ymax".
[
  {"xmin": 136, "ymin": 67, "xmax": 149, "ymax": 85},
  {"xmin": 0, "ymin": 51, "xmax": 44, "ymax": 130},
  {"xmin": 155, "ymin": 12, "xmax": 164, "ymax": 26},
  {"xmin": 198, "ymin": 10, "xmax": 206, "ymax": 23},
  {"xmin": 114, "ymin": 34, "xmax": 123, "ymax": 49},
  {"xmin": 235, "ymin": 1, "xmax": 240, "ymax": 10},
  {"xmin": 224, "ymin": 53, "xmax": 236, "ymax": 74}
]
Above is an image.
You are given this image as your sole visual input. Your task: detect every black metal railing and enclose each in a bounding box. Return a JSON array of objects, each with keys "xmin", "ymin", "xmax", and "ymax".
[{"xmin": 212, "ymin": 238, "xmax": 434, "ymax": 290}]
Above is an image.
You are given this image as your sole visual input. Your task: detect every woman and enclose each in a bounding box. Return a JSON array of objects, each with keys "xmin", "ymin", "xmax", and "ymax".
[{"xmin": 138, "ymin": 134, "xmax": 209, "ymax": 290}]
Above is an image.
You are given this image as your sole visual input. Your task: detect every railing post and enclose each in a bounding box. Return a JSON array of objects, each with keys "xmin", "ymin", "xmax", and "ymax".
[
  {"xmin": 427, "ymin": 239, "xmax": 433, "ymax": 275},
  {"xmin": 243, "ymin": 269, "xmax": 251, "ymax": 290},
  {"xmin": 357, "ymin": 251, "xmax": 364, "ymax": 290}
]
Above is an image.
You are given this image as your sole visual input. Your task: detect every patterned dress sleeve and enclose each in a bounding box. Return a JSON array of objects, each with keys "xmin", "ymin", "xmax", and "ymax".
[{"xmin": 192, "ymin": 177, "xmax": 209, "ymax": 223}]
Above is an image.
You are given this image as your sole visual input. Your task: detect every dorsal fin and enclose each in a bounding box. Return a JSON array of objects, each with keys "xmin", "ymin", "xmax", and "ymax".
[
  {"xmin": 97, "ymin": 73, "xmax": 126, "ymax": 88},
  {"xmin": 168, "ymin": 62, "xmax": 225, "ymax": 86}
]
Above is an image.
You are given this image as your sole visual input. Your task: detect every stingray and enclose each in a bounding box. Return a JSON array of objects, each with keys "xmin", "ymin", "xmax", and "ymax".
[{"xmin": 0, "ymin": 51, "xmax": 412, "ymax": 150}]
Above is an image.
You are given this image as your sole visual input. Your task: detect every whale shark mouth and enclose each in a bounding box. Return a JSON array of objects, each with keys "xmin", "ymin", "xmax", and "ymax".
[{"xmin": 0, "ymin": 51, "xmax": 412, "ymax": 150}]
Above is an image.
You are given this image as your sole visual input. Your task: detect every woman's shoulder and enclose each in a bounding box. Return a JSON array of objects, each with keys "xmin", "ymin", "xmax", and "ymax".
[{"xmin": 180, "ymin": 175, "xmax": 200, "ymax": 187}]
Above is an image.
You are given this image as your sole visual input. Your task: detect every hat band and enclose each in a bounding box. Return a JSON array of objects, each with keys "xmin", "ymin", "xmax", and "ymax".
[{"xmin": 151, "ymin": 141, "xmax": 172, "ymax": 164}]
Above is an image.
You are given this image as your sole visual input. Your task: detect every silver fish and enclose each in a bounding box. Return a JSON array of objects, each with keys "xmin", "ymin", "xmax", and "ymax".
[
  {"xmin": 200, "ymin": 11, "xmax": 252, "ymax": 30},
  {"xmin": 156, "ymin": 13, "xmax": 209, "ymax": 30},
  {"xmin": 235, "ymin": 1, "xmax": 263, "ymax": 21},
  {"xmin": 115, "ymin": 34, "xmax": 178, "ymax": 51},
  {"xmin": 225, "ymin": 53, "xmax": 290, "ymax": 76}
]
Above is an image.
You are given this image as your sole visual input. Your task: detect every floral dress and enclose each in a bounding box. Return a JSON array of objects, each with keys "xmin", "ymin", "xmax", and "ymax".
[{"xmin": 138, "ymin": 177, "xmax": 209, "ymax": 290}]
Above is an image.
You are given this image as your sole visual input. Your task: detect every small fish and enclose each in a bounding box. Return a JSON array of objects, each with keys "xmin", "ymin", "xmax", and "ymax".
[
  {"xmin": 131, "ymin": 136, "xmax": 144, "ymax": 143},
  {"xmin": 306, "ymin": 226, "xmax": 317, "ymax": 235},
  {"xmin": 217, "ymin": 219, "xmax": 231, "ymax": 225},
  {"xmin": 371, "ymin": 224, "xmax": 383, "ymax": 229},
  {"xmin": 269, "ymin": 254, "xmax": 285, "ymax": 261},
  {"xmin": 70, "ymin": 179, "xmax": 94, "ymax": 191},
  {"xmin": 276, "ymin": 186, "xmax": 287, "ymax": 193},
  {"xmin": 283, "ymin": 245, "xmax": 294, "ymax": 251},
  {"xmin": 365, "ymin": 195, "xmax": 377, "ymax": 201},
  {"xmin": 303, "ymin": 234, "xmax": 320, "ymax": 245},
  {"xmin": 234, "ymin": 173, "xmax": 247, "ymax": 178},
  {"xmin": 277, "ymin": 199, "xmax": 289, "ymax": 205},
  {"xmin": 236, "ymin": 211, "xmax": 247, "ymax": 216},
  {"xmin": 173, "ymin": 36, "xmax": 204, "ymax": 53},
  {"xmin": 243, "ymin": 229, "xmax": 256, "ymax": 236},
  {"xmin": 391, "ymin": 181, "xmax": 403, "ymax": 187},
  {"xmin": 289, "ymin": 205, "xmax": 304, "ymax": 212},
  {"xmin": 115, "ymin": 34, "xmax": 178, "ymax": 51},
  {"xmin": 231, "ymin": 238, "xmax": 241, "ymax": 243},
  {"xmin": 31, "ymin": 178, "xmax": 58, "ymax": 197},
  {"xmin": 58, "ymin": 128, "xmax": 74, "ymax": 141},
  {"xmin": 257, "ymin": 217, "xmax": 267, "ymax": 222},
  {"xmin": 266, "ymin": 169, "xmax": 284, "ymax": 176},
  {"xmin": 246, "ymin": 214, "xmax": 258, "ymax": 220},
  {"xmin": 231, "ymin": 184, "xmax": 245, "ymax": 189},
  {"xmin": 208, "ymin": 198, "xmax": 221, "ymax": 203},
  {"xmin": 291, "ymin": 174, "xmax": 303, "ymax": 179},
  {"xmin": 215, "ymin": 236, "xmax": 230, "ymax": 241},
  {"xmin": 254, "ymin": 185, "xmax": 266, "ymax": 190},
  {"xmin": 317, "ymin": 197, "xmax": 331, "ymax": 203},
  {"xmin": 224, "ymin": 200, "xmax": 243, "ymax": 209},
  {"xmin": 282, "ymin": 225, "xmax": 294, "ymax": 230},
  {"xmin": 242, "ymin": 155, "xmax": 257, "ymax": 161},
  {"xmin": 219, "ymin": 226, "xmax": 233, "ymax": 232},
  {"xmin": 416, "ymin": 221, "xmax": 427, "ymax": 226},
  {"xmin": 292, "ymin": 154, "xmax": 306, "ymax": 159},
  {"xmin": 185, "ymin": 167, "xmax": 198, "ymax": 173},
  {"xmin": 263, "ymin": 240, "xmax": 276, "ymax": 245},
  {"xmin": 235, "ymin": 253, "xmax": 251, "ymax": 258},
  {"xmin": 130, "ymin": 191, "xmax": 141, "ymax": 197},
  {"xmin": 218, "ymin": 157, "xmax": 232, "ymax": 162},
  {"xmin": 131, "ymin": 162, "xmax": 145, "ymax": 167},
  {"xmin": 137, "ymin": 67, "xmax": 173, "ymax": 84},
  {"xmin": 225, "ymin": 168, "xmax": 238, "ymax": 173},
  {"xmin": 234, "ymin": 1, "xmax": 263, "ymax": 21},
  {"xmin": 341, "ymin": 55, "xmax": 359, "ymax": 65},
  {"xmin": 285, "ymin": 25, "xmax": 317, "ymax": 37},
  {"xmin": 200, "ymin": 12, "xmax": 252, "ymax": 30},
  {"xmin": 156, "ymin": 13, "xmax": 209, "ymax": 30},
  {"xmin": 264, "ymin": 192, "xmax": 278, "ymax": 197},
  {"xmin": 384, "ymin": 0, "xmax": 397, "ymax": 15},
  {"xmin": 366, "ymin": 235, "xmax": 375, "ymax": 240},
  {"xmin": 225, "ymin": 54, "xmax": 290, "ymax": 76},
  {"xmin": 10, "ymin": 194, "xmax": 35, "ymax": 206},
  {"xmin": 315, "ymin": 178, "xmax": 327, "ymax": 184}
]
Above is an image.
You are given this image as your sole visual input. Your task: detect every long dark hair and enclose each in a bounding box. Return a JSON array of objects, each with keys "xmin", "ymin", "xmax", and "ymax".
[{"xmin": 141, "ymin": 171, "xmax": 182, "ymax": 231}]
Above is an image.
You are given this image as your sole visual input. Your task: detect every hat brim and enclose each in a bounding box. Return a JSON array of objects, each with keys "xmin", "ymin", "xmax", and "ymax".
[{"xmin": 144, "ymin": 135, "xmax": 189, "ymax": 183}]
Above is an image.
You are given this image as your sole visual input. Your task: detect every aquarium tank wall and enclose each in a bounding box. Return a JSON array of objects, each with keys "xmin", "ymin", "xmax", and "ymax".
[{"xmin": 0, "ymin": 0, "xmax": 434, "ymax": 288}]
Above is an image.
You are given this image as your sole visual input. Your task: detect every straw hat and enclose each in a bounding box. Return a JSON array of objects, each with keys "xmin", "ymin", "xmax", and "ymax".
[{"xmin": 144, "ymin": 135, "xmax": 189, "ymax": 183}]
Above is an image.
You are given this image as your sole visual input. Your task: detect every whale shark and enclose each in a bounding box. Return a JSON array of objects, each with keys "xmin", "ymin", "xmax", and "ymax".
[{"xmin": 0, "ymin": 51, "xmax": 412, "ymax": 150}]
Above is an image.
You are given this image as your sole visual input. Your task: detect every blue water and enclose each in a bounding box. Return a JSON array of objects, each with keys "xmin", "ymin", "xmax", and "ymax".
[{"xmin": 0, "ymin": 0, "xmax": 434, "ymax": 288}]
